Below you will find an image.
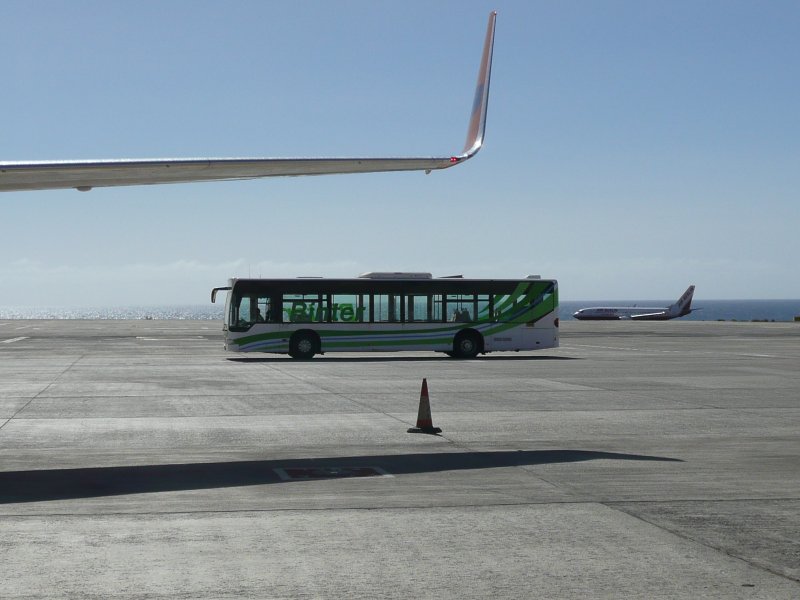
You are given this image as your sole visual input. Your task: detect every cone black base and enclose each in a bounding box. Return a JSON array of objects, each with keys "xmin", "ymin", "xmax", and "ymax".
[{"xmin": 407, "ymin": 425, "xmax": 442, "ymax": 435}]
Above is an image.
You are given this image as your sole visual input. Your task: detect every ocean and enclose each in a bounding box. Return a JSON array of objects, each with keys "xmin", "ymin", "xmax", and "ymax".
[
  {"xmin": 0, "ymin": 305, "xmax": 224, "ymax": 320},
  {"xmin": 2, "ymin": 300, "xmax": 799, "ymax": 322}
]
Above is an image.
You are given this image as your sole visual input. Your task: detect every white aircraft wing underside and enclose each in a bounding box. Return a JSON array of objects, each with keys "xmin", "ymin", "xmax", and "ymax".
[
  {"xmin": 0, "ymin": 12, "xmax": 496, "ymax": 193},
  {"xmin": 629, "ymin": 311, "xmax": 669, "ymax": 320},
  {"xmin": 0, "ymin": 157, "xmax": 460, "ymax": 192}
]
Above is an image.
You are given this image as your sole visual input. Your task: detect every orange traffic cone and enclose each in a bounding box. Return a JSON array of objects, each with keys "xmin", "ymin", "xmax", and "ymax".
[{"xmin": 407, "ymin": 378, "xmax": 442, "ymax": 434}]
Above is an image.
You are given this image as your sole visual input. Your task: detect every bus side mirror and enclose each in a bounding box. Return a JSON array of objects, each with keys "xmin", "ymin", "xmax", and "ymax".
[{"xmin": 211, "ymin": 287, "xmax": 231, "ymax": 303}]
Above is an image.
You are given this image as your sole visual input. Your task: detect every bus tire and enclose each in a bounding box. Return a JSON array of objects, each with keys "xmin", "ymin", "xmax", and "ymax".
[
  {"xmin": 453, "ymin": 330, "xmax": 482, "ymax": 359},
  {"xmin": 289, "ymin": 330, "xmax": 319, "ymax": 359}
]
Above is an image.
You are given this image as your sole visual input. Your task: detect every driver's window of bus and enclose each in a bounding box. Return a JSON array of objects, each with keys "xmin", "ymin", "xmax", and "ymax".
[
  {"xmin": 231, "ymin": 296, "xmax": 247, "ymax": 328},
  {"xmin": 235, "ymin": 296, "xmax": 253, "ymax": 328}
]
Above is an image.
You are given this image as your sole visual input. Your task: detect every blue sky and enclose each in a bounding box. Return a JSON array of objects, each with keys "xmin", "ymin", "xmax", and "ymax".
[{"xmin": 2, "ymin": 0, "xmax": 799, "ymax": 305}]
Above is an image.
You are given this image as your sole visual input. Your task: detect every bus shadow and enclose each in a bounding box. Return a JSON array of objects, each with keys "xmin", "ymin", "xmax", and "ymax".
[
  {"xmin": 0, "ymin": 449, "xmax": 680, "ymax": 504},
  {"xmin": 227, "ymin": 355, "xmax": 579, "ymax": 363}
]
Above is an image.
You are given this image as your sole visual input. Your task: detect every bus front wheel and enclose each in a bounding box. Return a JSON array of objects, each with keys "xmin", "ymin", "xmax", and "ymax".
[
  {"xmin": 453, "ymin": 330, "xmax": 482, "ymax": 359},
  {"xmin": 289, "ymin": 330, "xmax": 319, "ymax": 359}
]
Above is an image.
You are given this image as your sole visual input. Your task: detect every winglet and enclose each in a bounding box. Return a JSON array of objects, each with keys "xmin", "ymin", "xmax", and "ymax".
[{"xmin": 457, "ymin": 11, "xmax": 496, "ymax": 160}]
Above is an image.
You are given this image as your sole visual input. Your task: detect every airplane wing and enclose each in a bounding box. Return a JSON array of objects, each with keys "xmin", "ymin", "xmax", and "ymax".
[
  {"xmin": 629, "ymin": 311, "xmax": 670, "ymax": 321},
  {"xmin": 0, "ymin": 12, "xmax": 496, "ymax": 193}
]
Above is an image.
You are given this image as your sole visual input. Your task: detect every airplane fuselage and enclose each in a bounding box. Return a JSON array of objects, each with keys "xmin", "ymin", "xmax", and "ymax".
[{"xmin": 572, "ymin": 307, "xmax": 669, "ymax": 321}]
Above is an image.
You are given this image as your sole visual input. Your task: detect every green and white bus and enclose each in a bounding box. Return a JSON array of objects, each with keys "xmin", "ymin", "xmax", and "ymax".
[{"xmin": 211, "ymin": 273, "xmax": 558, "ymax": 359}]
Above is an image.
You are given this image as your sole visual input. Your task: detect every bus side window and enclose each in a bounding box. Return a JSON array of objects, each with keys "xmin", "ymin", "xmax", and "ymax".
[
  {"xmin": 447, "ymin": 294, "xmax": 475, "ymax": 322},
  {"xmin": 282, "ymin": 294, "xmax": 322, "ymax": 323},
  {"xmin": 330, "ymin": 294, "xmax": 365, "ymax": 323},
  {"xmin": 373, "ymin": 294, "xmax": 401, "ymax": 322},
  {"xmin": 406, "ymin": 295, "xmax": 430, "ymax": 322},
  {"xmin": 256, "ymin": 296, "xmax": 272, "ymax": 322},
  {"xmin": 358, "ymin": 295, "xmax": 370, "ymax": 322},
  {"xmin": 431, "ymin": 295, "xmax": 444, "ymax": 322},
  {"xmin": 476, "ymin": 294, "xmax": 491, "ymax": 322}
]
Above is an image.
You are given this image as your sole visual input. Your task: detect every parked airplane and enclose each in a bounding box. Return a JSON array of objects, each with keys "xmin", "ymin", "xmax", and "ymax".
[
  {"xmin": 0, "ymin": 12, "xmax": 496, "ymax": 193},
  {"xmin": 573, "ymin": 286, "xmax": 697, "ymax": 321}
]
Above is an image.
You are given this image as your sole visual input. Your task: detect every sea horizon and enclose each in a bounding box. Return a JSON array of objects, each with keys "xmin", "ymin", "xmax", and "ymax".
[{"xmin": 2, "ymin": 299, "xmax": 799, "ymax": 322}]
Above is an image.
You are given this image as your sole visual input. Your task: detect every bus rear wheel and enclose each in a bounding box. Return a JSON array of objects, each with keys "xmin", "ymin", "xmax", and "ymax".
[
  {"xmin": 453, "ymin": 330, "xmax": 482, "ymax": 359},
  {"xmin": 289, "ymin": 330, "xmax": 318, "ymax": 359}
]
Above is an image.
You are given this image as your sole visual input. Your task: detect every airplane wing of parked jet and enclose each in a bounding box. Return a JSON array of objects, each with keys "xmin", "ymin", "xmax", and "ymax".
[
  {"xmin": 0, "ymin": 12, "xmax": 495, "ymax": 193},
  {"xmin": 628, "ymin": 310, "xmax": 672, "ymax": 321}
]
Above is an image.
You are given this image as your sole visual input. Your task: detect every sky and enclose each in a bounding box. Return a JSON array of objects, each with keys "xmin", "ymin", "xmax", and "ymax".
[{"xmin": 2, "ymin": 0, "xmax": 799, "ymax": 305}]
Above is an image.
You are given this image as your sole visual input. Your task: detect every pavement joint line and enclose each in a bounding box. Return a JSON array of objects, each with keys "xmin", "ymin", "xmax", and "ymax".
[
  {"xmin": 0, "ymin": 499, "xmax": 662, "ymax": 519},
  {"xmin": 0, "ymin": 354, "xmax": 85, "ymax": 432},
  {"xmin": 5, "ymin": 405, "xmax": 791, "ymax": 422},
  {"xmin": 605, "ymin": 496, "xmax": 800, "ymax": 505},
  {"xmin": 563, "ymin": 343, "xmax": 793, "ymax": 359},
  {"xmin": 2, "ymin": 496, "xmax": 798, "ymax": 521},
  {"xmin": 606, "ymin": 503, "xmax": 800, "ymax": 584},
  {"xmin": 511, "ymin": 463, "xmax": 576, "ymax": 493}
]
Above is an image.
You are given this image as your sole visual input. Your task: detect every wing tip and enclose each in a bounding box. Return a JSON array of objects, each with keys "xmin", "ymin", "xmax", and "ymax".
[
  {"xmin": 464, "ymin": 12, "xmax": 497, "ymax": 156},
  {"xmin": 458, "ymin": 11, "xmax": 496, "ymax": 160}
]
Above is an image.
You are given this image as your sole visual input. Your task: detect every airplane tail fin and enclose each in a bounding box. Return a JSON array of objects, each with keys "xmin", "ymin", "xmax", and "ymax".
[{"xmin": 669, "ymin": 285, "xmax": 696, "ymax": 317}]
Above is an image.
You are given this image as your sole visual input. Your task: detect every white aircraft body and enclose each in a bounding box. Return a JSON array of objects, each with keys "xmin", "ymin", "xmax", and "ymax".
[
  {"xmin": 573, "ymin": 286, "xmax": 697, "ymax": 321},
  {"xmin": 0, "ymin": 13, "xmax": 496, "ymax": 193}
]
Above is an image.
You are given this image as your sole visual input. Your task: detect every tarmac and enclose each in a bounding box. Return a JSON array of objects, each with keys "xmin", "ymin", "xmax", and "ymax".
[{"xmin": 1, "ymin": 318, "xmax": 798, "ymax": 599}]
